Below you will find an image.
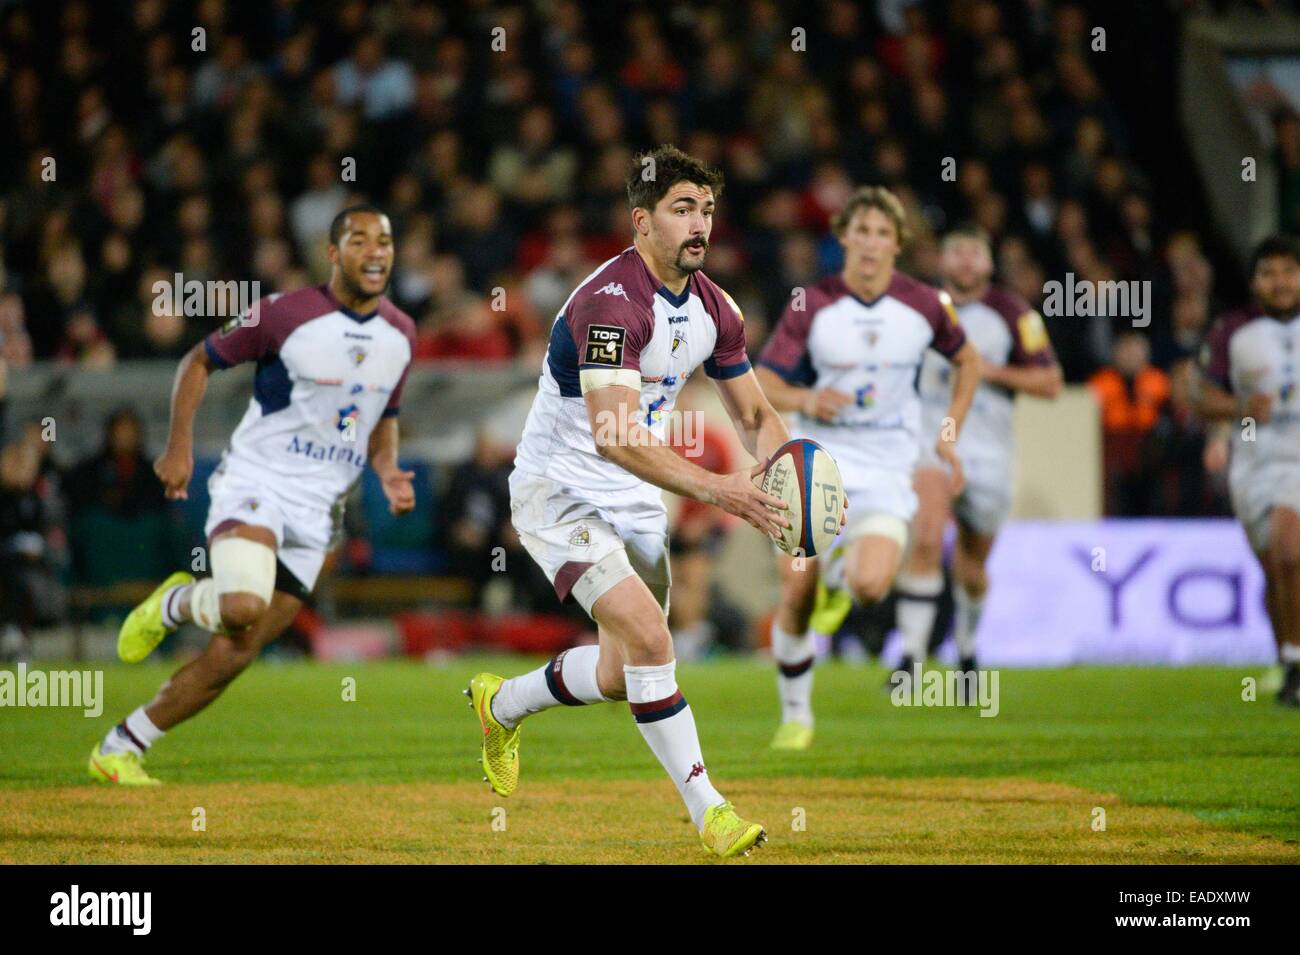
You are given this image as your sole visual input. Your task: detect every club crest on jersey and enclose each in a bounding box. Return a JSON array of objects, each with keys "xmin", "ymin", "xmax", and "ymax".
[
  {"xmin": 337, "ymin": 403, "xmax": 361, "ymax": 433},
  {"xmin": 242, "ymin": 498, "xmax": 260, "ymax": 512},
  {"xmin": 584, "ymin": 324, "xmax": 625, "ymax": 367},
  {"xmin": 866, "ymin": 330, "xmax": 879, "ymax": 347},
  {"xmin": 347, "ymin": 344, "xmax": 368, "ymax": 366},
  {"xmin": 595, "ymin": 282, "xmax": 629, "ymax": 300},
  {"xmin": 855, "ymin": 382, "xmax": 877, "ymax": 408},
  {"xmin": 1282, "ymin": 382, "xmax": 1296, "ymax": 403},
  {"xmin": 568, "ymin": 525, "xmax": 591, "ymax": 547},
  {"xmin": 671, "ymin": 329, "xmax": 686, "ymax": 356}
]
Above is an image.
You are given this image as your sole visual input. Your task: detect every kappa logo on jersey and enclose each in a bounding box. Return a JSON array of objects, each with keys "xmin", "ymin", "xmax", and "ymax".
[
  {"xmin": 568, "ymin": 525, "xmax": 591, "ymax": 547},
  {"xmin": 336, "ymin": 403, "xmax": 361, "ymax": 433},
  {"xmin": 347, "ymin": 344, "xmax": 368, "ymax": 366},
  {"xmin": 594, "ymin": 282, "xmax": 629, "ymax": 300},
  {"xmin": 584, "ymin": 324, "xmax": 625, "ymax": 367}
]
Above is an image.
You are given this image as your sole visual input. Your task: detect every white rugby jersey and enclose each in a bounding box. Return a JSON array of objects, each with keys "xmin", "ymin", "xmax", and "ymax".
[
  {"xmin": 203, "ymin": 285, "xmax": 416, "ymax": 510},
  {"xmin": 513, "ymin": 247, "xmax": 750, "ymax": 495},
  {"xmin": 918, "ymin": 286, "xmax": 1055, "ymax": 468},
  {"xmin": 1201, "ymin": 307, "xmax": 1300, "ymax": 476},
  {"xmin": 758, "ymin": 271, "xmax": 966, "ymax": 479}
]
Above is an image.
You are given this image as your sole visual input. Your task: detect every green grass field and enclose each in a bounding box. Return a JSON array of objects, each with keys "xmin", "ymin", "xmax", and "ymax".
[{"xmin": 1, "ymin": 657, "xmax": 1297, "ymax": 863}]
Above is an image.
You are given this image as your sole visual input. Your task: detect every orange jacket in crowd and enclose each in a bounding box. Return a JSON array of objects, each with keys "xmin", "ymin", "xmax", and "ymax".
[{"xmin": 1088, "ymin": 366, "xmax": 1171, "ymax": 434}]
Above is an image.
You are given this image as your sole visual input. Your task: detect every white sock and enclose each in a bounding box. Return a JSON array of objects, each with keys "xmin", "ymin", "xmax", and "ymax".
[
  {"xmin": 625, "ymin": 660, "xmax": 723, "ymax": 830},
  {"xmin": 160, "ymin": 582, "xmax": 192, "ymax": 629},
  {"xmin": 492, "ymin": 645, "xmax": 608, "ymax": 728},
  {"xmin": 101, "ymin": 706, "xmax": 165, "ymax": 757},
  {"xmin": 895, "ymin": 571, "xmax": 943, "ymax": 662},
  {"xmin": 771, "ymin": 620, "xmax": 815, "ymax": 726},
  {"xmin": 1280, "ymin": 643, "xmax": 1300, "ymax": 664},
  {"xmin": 954, "ymin": 582, "xmax": 985, "ymax": 660}
]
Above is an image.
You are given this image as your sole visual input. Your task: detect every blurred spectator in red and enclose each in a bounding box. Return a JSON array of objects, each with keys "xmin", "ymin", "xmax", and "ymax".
[{"xmin": 416, "ymin": 292, "xmax": 512, "ymax": 362}]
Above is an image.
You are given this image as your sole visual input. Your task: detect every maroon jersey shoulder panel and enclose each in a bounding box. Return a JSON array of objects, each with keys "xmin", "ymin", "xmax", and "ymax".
[
  {"xmin": 1200, "ymin": 308, "xmax": 1262, "ymax": 393},
  {"xmin": 889, "ymin": 271, "xmax": 966, "ymax": 358},
  {"xmin": 757, "ymin": 274, "xmax": 847, "ymax": 376},
  {"xmin": 983, "ymin": 285, "xmax": 1056, "ymax": 367},
  {"xmin": 691, "ymin": 270, "xmax": 750, "ymax": 375},
  {"xmin": 204, "ymin": 286, "xmax": 336, "ymax": 368},
  {"xmin": 564, "ymin": 249, "xmax": 658, "ymax": 372}
]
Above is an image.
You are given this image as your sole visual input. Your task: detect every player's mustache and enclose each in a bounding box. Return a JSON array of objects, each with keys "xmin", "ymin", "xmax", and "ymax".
[{"xmin": 680, "ymin": 237, "xmax": 708, "ymax": 252}]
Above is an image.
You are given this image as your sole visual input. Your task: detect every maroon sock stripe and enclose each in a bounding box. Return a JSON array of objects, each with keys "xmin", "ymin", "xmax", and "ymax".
[
  {"xmin": 778, "ymin": 657, "xmax": 814, "ymax": 678},
  {"xmin": 630, "ymin": 690, "xmax": 687, "ymax": 724},
  {"xmin": 116, "ymin": 721, "xmax": 147, "ymax": 752},
  {"xmin": 543, "ymin": 650, "xmax": 584, "ymax": 706}
]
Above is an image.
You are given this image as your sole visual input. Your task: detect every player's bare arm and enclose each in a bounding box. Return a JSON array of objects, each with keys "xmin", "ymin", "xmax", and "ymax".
[
  {"xmin": 368, "ymin": 417, "xmax": 415, "ymax": 515},
  {"xmin": 710, "ymin": 367, "xmax": 790, "ymax": 463},
  {"xmin": 583, "ymin": 382, "xmax": 790, "ymax": 538},
  {"xmin": 754, "ymin": 364, "xmax": 853, "ymax": 423},
  {"xmin": 936, "ymin": 339, "xmax": 982, "ymax": 491},
  {"xmin": 980, "ymin": 361, "xmax": 1063, "ymax": 399},
  {"xmin": 155, "ymin": 341, "xmax": 218, "ymax": 500},
  {"xmin": 1194, "ymin": 375, "xmax": 1273, "ymax": 423}
]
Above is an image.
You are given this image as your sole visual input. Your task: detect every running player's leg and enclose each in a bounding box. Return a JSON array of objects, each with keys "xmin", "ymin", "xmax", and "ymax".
[
  {"xmin": 770, "ymin": 550, "xmax": 819, "ymax": 747},
  {"xmin": 952, "ymin": 521, "xmax": 996, "ymax": 667},
  {"xmin": 164, "ymin": 525, "xmax": 279, "ymax": 633},
  {"xmin": 895, "ymin": 466, "xmax": 951, "ymax": 677},
  {"xmin": 1266, "ymin": 505, "xmax": 1300, "ymax": 704},
  {"xmin": 591, "ymin": 573, "xmax": 761, "ymax": 853},
  {"xmin": 141, "ymin": 589, "xmax": 304, "ymax": 731},
  {"xmin": 92, "ymin": 534, "xmax": 298, "ymax": 784}
]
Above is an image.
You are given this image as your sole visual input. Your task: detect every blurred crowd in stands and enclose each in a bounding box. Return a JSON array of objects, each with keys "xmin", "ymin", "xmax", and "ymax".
[{"xmin": 0, "ymin": 0, "xmax": 1297, "ymax": 649}]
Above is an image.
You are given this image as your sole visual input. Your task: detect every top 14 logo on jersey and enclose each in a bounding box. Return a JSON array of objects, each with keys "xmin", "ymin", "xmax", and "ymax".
[{"xmin": 584, "ymin": 324, "xmax": 626, "ymax": 366}]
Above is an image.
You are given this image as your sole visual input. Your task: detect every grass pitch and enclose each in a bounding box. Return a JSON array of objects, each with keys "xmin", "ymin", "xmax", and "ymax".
[{"xmin": 1, "ymin": 657, "xmax": 1297, "ymax": 863}]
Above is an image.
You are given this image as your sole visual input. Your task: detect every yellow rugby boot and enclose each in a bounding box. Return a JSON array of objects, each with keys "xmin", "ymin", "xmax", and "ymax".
[
  {"xmin": 466, "ymin": 673, "xmax": 520, "ymax": 797},
  {"xmin": 700, "ymin": 801, "xmax": 766, "ymax": 858},
  {"xmin": 117, "ymin": 571, "xmax": 194, "ymax": 663},
  {"xmin": 770, "ymin": 720, "xmax": 814, "ymax": 750},
  {"xmin": 87, "ymin": 744, "xmax": 161, "ymax": 786}
]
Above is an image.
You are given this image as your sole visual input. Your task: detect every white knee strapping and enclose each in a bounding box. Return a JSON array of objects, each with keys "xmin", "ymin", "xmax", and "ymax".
[
  {"xmin": 848, "ymin": 512, "xmax": 910, "ymax": 550},
  {"xmin": 571, "ymin": 549, "xmax": 638, "ymax": 616},
  {"xmin": 212, "ymin": 537, "xmax": 277, "ymax": 605},
  {"xmin": 188, "ymin": 578, "xmax": 223, "ymax": 632},
  {"xmin": 188, "ymin": 537, "xmax": 277, "ymax": 633}
]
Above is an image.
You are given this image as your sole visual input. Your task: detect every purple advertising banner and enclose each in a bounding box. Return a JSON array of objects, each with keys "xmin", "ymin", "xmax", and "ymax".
[{"xmin": 979, "ymin": 520, "xmax": 1275, "ymax": 666}]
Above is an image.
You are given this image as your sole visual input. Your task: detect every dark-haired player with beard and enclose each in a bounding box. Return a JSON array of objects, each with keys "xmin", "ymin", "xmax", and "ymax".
[
  {"xmin": 91, "ymin": 205, "xmax": 417, "ymax": 783},
  {"xmin": 1197, "ymin": 235, "xmax": 1300, "ymax": 706},
  {"xmin": 468, "ymin": 145, "xmax": 814, "ymax": 857}
]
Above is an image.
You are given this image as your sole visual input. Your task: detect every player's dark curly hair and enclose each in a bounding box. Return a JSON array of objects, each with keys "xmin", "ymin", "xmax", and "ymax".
[
  {"xmin": 625, "ymin": 144, "xmax": 724, "ymax": 211},
  {"xmin": 1250, "ymin": 233, "xmax": 1300, "ymax": 275},
  {"xmin": 329, "ymin": 203, "xmax": 389, "ymax": 245}
]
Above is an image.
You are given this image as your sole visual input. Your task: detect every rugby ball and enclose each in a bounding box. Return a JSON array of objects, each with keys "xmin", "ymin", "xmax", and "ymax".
[{"xmin": 754, "ymin": 439, "xmax": 845, "ymax": 557}]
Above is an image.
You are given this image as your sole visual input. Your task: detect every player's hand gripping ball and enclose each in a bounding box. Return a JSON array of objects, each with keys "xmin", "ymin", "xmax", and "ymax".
[{"xmin": 754, "ymin": 438, "xmax": 845, "ymax": 557}]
